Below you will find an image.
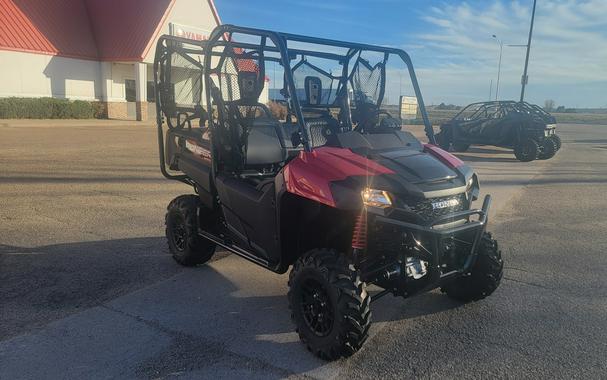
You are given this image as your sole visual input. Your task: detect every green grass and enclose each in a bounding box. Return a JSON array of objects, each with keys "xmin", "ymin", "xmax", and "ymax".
[{"xmin": 550, "ymin": 112, "xmax": 607, "ymax": 125}]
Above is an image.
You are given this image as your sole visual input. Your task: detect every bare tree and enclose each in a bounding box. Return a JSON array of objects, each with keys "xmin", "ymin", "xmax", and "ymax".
[{"xmin": 544, "ymin": 99, "xmax": 555, "ymax": 111}]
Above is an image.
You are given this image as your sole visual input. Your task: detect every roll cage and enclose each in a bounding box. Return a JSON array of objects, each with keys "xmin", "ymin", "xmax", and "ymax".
[
  {"xmin": 202, "ymin": 24, "xmax": 436, "ymax": 150},
  {"xmin": 452, "ymin": 101, "xmax": 555, "ymax": 124},
  {"xmin": 154, "ymin": 26, "xmax": 436, "ymax": 184},
  {"xmin": 154, "ymin": 35, "xmax": 208, "ymax": 185}
]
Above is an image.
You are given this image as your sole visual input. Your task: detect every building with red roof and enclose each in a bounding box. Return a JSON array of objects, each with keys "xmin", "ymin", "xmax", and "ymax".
[{"xmin": 0, "ymin": 0, "xmax": 222, "ymax": 120}]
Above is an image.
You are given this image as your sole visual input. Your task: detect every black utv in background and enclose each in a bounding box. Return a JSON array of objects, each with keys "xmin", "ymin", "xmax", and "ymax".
[{"xmin": 436, "ymin": 101, "xmax": 561, "ymax": 162}]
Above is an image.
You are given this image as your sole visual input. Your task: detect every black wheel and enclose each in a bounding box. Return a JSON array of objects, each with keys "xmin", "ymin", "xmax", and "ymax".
[
  {"xmin": 538, "ymin": 138, "xmax": 557, "ymax": 160},
  {"xmin": 452, "ymin": 142, "xmax": 470, "ymax": 152},
  {"xmin": 288, "ymin": 249, "xmax": 371, "ymax": 360},
  {"xmin": 551, "ymin": 134, "xmax": 562, "ymax": 150},
  {"xmin": 165, "ymin": 195, "xmax": 216, "ymax": 266},
  {"xmin": 436, "ymin": 129, "xmax": 451, "ymax": 151},
  {"xmin": 441, "ymin": 232, "xmax": 503, "ymax": 302},
  {"xmin": 514, "ymin": 138, "xmax": 539, "ymax": 162}
]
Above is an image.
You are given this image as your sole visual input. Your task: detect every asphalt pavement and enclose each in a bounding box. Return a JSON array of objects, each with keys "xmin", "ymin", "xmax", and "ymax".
[{"xmin": 1, "ymin": 121, "xmax": 606, "ymax": 379}]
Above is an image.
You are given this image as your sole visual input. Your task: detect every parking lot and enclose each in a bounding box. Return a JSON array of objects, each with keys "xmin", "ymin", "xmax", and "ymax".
[{"xmin": 1, "ymin": 120, "xmax": 606, "ymax": 379}]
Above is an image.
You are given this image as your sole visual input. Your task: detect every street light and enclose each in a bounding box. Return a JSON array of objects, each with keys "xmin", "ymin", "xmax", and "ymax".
[{"xmin": 491, "ymin": 34, "xmax": 503, "ymax": 101}]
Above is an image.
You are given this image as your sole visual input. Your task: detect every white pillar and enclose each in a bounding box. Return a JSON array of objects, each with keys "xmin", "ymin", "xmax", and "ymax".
[
  {"xmin": 99, "ymin": 62, "xmax": 116, "ymax": 118},
  {"xmin": 134, "ymin": 62, "xmax": 148, "ymax": 121},
  {"xmin": 134, "ymin": 62, "xmax": 147, "ymax": 102},
  {"xmin": 100, "ymin": 62, "xmax": 112, "ymax": 101}
]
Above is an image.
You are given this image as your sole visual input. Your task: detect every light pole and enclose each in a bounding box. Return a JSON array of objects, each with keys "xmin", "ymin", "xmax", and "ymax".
[
  {"xmin": 520, "ymin": 0, "xmax": 537, "ymax": 102},
  {"xmin": 492, "ymin": 35, "xmax": 503, "ymax": 101}
]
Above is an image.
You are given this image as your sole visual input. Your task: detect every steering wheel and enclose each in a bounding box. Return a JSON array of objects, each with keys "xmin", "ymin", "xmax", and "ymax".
[
  {"xmin": 378, "ymin": 111, "xmax": 401, "ymax": 130},
  {"xmin": 354, "ymin": 109, "xmax": 400, "ymax": 133}
]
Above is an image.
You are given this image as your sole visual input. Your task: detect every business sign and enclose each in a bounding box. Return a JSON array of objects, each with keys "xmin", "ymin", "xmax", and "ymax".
[
  {"xmin": 399, "ymin": 95, "xmax": 419, "ymax": 120},
  {"xmin": 169, "ymin": 23, "xmax": 211, "ymax": 41}
]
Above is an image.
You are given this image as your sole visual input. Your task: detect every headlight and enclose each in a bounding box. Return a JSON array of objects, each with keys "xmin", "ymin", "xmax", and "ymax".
[
  {"xmin": 466, "ymin": 177, "xmax": 474, "ymax": 191},
  {"xmin": 361, "ymin": 188, "xmax": 392, "ymax": 208}
]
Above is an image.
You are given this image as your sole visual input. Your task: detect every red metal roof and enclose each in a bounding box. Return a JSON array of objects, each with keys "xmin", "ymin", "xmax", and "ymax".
[
  {"xmin": 84, "ymin": 0, "xmax": 175, "ymax": 61},
  {"xmin": 0, "ymin": 0, "xmax": 98, "ymax": 59},
  {"xmin": 0, "ymin": 0, "xmax": 222, "ymax": 61}
]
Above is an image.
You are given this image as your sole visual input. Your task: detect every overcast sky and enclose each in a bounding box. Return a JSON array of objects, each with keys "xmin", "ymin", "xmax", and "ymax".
[{"xmin": 216, "ymin": 0, "xmax": 607, "ymax": 108}]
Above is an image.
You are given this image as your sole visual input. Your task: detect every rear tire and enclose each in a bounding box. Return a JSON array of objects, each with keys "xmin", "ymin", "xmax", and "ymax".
[
  {"xmin": 441, "ymin": 232, "xmax": 503, "ymax": 302},
  {"xmin": 165, "ymin": 195, "xmax": 216, "ymax": 266},
  {"xmin": 538, "ymin": 138, "xmax": 557, "ymax": 160},
  {"xmin": 514, "ymin": 138, "xmax": 539, "ymax": 162},
  {"xmin": 288, "ymin": 249, "xmax": 371, "ymax": 360},
  {"xmin": 452, "ymin": 142, "xmax": 470, "ymax": 152}
]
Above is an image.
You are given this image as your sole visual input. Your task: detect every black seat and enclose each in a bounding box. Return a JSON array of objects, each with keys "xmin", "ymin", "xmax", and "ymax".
[
  {"xmin": 217, "ymin": 101, "xmax": 287, "ymax": 181},
  {"xmin": 245, "ymin": 116, "xmax": 287, "ymax": 166}
]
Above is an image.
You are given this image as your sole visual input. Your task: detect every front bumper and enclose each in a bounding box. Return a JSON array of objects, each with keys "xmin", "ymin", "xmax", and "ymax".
[{"xmin": 364, "ymin": 195, "xmax": 491, "ymax": 288}]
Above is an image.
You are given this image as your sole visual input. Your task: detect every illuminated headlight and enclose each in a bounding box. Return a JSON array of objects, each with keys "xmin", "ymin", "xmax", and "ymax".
[{"xmin": 361, "ymin": 188, "xmax": 392, "ymax": 208}]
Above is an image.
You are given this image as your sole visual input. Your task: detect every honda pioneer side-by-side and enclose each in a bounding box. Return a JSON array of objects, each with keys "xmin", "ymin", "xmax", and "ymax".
[
  {"xmin": 154, "ymin": 25, "xmax": 503, "ymax": 360},
  {"xmin": 436, "ymin": 101, "xmax": 561, "ymax": 161}
]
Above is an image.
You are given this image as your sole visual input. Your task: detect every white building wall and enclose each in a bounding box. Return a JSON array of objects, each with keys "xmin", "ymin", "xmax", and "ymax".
[
  {"xmin": 260, "ymin": 82, "xmax": 269, "ymax": 104},
  {"xmin": 142, "ymin": 0, "xmax": 270, "ymax": 105},
  {"xmin": 143, "ymin": 0, "xmax": 219, "ymax": 64},
  {"xmin": 0, "ymin": 0, "xmax": 224, "ymax": 120},
  {"xmin": 104, "ymin": 62, "xmax": 136, "ymax": 102},
  {"xmin": 0, "ymin": 50, "xmax": 101, "ymax": 100}
]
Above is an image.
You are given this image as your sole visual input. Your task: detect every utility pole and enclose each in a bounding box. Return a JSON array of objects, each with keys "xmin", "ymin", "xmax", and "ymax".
[
  {"xmin": 520, "ymin": 0, "xmax": 537, "ymax": 102},
  {"xmin": 492, "ymin": 35, "xmax": 503, "ymax": 101}
]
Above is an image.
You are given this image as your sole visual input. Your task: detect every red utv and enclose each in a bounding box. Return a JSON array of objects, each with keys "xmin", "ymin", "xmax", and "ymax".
[{"xmin": 153, "ymin": 25, "xmax": 503, "ymax": 360}]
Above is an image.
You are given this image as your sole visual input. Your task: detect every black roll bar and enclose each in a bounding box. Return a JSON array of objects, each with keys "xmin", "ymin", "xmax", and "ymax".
[{"xmin": 204, "ymin": 24, "xmax": 437, "ymax": 149}]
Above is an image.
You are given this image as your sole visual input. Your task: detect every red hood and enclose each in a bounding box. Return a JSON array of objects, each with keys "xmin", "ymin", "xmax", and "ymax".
[{"xmin": 283, "ymin": 146, "xmax": 394, "ymax": 207}]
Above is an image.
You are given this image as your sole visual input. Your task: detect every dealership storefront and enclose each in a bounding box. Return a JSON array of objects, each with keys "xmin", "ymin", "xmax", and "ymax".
[{"xmin": 0, "ymin": 0, "xmax": 221, "ymax": 121}]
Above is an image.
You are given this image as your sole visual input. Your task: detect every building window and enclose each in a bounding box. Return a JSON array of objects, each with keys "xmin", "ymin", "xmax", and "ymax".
[
  {"xmin": 147, "ymin": 81, "xmax": 156, "ymax": 102},
  {"xmin": 125, "ymin": 79, "xmax": 136, "ymax": 102}
]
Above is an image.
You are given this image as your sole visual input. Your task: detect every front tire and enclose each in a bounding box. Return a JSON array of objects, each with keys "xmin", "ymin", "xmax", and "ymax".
[
  {"xmin": 441, "ymin": 232, "xmax": 503, "ymax": 302},
  {"xmin": 514, "ymin": 138, "xmax": 539, "ymax": 162},
  {"xmin": 538, "ymin": 138, "xmax": 557, "ymax": 160},
  {"xmin": 165, "ymin": 195, "xmax": 216, "ymax": 266},
  {"xmin": 551, "ymin": 134, "xmax": 562, "ymax": 150},
  {"xmin": 288, "ymin": 249, "xmax": 371, "ymax": 360}
]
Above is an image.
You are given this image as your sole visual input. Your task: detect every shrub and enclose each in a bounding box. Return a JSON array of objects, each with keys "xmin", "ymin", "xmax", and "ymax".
[
  {"xmin": 0, "ymin": 97, "xmax": 99, "ymax": 119},
  {"xmin": 69, "ymin": 100, "xmax": 95, "ymax": 119},
  {"xmin": 52, "ymin": 98, "xmax": 72, "ymax": 118},
  {"xmin": 267, "ymin": 100, "xmax": 289, "ymax": 120},
  {"xmin": 91, "ymin": 102, "xmax": 107, "ymax": 119},
  {"xmin": 435, "ymin": 102, "xmax": 461, "ymax": 111}
]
